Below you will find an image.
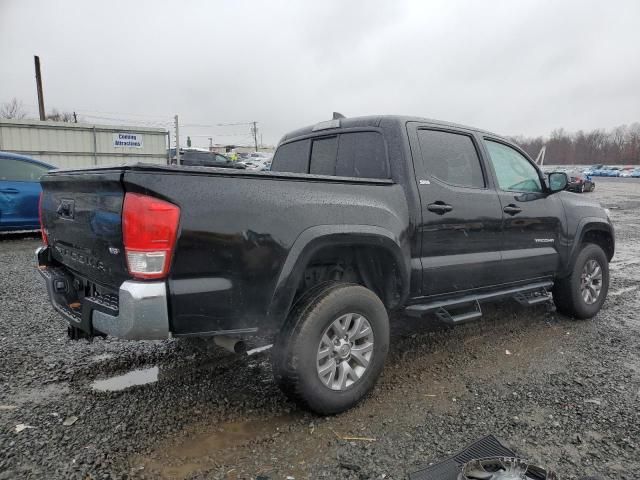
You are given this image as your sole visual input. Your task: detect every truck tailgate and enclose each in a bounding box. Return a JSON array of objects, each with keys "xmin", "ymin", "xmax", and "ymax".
[{"xmin": 40, "ymin": 170, "xmax": 129, "ymax": 289}]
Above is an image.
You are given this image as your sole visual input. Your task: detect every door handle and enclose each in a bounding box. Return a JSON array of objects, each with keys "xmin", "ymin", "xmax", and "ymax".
[
  {"xmin": 0, "ymin": 188, "xmax": 19, "ymax": 194},
  {"xmin": 427, "ymin": 202, "xmax": 453, "ymax": 214},
  {"xmin": 503, "ymin": 204, "xmax": 522, "ymax": 215}
]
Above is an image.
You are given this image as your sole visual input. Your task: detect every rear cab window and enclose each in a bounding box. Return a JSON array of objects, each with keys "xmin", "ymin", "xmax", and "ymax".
[
  {"xmin": 272, "ymin": 131, "xmax": 389, "ymax": 179},
  {"xmin": 310, "ymin": 137, "xmax": 338, "ymax": 175},
  {"xmin": 271, "ymin": 139, "xmax": 310, "ymax": 173}
]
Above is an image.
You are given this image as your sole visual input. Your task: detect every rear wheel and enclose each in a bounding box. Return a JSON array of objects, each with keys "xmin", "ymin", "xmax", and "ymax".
[
  {"xmin": 272, "ymin": 282, "xmax": 389, "ymax": 414},
  {"xmin": 553, "ymin": 244, "xmax": 609, "ymax": 319}
]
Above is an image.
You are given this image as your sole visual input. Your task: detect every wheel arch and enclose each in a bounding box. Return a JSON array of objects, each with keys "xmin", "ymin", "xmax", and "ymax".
[
  {"xmin": 266, "ymin": 225, "xmax": 410, "ymax": 332},
  {"xmin": 565, "ymin": 218, "xmax": 615, "ymax": 276}
]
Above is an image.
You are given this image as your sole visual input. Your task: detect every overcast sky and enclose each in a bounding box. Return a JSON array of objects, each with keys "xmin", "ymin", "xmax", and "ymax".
[{"xmin": 1, "ymin": 0, "xmax": 639, "ymax": 148}]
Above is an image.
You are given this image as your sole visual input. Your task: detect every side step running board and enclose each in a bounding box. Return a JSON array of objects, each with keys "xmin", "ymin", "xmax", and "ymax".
[
  {"xmin": 434, "ymin": 300, "xmax": 482, "ymax": 325},
  {"xmin": 405, "ymin": 281, "xmax": 553, "ymax": 322},
  {"xmin": 513, "ymin": 288, "xmax": 551, "ymax": 306}
]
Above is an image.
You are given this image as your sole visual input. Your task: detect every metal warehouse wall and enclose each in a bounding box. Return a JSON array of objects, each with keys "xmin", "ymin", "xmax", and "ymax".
[{"xmin": 0, "ymin": 119, "xmax": 169, "ymax": 168}]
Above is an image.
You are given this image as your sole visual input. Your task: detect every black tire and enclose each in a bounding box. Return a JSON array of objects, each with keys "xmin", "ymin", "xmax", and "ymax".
[
  {"xmin": 590, "ymin": 183, "xmax": 596, "ymax": 192},
  {"xmin": 553, "ymin": 243, "xmax": 609, "ymax": 319},
  {"xmin": 579, "ymin": 183, "xmax": 585, "ymax": 193},
  {"xmin": 272, "ymin": 282, "xmax": 389, "ymax": 415}
]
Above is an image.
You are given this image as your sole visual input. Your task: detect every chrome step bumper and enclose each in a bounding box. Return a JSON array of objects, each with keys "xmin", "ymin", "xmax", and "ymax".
[{"xmin": 36, "ymin": 246, "xmax": 170, "ymax": 340}]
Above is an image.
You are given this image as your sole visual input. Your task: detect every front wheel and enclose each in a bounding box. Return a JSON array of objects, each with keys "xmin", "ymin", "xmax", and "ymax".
[
  {"xmin": 272, "ymin": 283, "xmax": 389, "ymax": 414},
  {"xmin": 553, "ymin": 244, "xmax": 609, "ymax": 319}
]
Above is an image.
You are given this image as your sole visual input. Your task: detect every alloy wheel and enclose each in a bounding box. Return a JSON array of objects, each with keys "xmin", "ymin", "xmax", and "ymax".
[
  {"xmin": 580, "ymin": 259, "xmax": 603, "ymax": 304},
  {"xmin": 316, "ymin": 313, "xmax": 374, "ymax": 391}
]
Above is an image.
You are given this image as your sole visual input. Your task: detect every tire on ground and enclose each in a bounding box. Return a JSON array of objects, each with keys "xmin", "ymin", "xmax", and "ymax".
[
  {"xmin": 553, "ymin": 243, "xmax": 609, "ymax": 319},
  {"xmin": 272, "ymin": 282, "xmax": 389, "ymax": 415}
]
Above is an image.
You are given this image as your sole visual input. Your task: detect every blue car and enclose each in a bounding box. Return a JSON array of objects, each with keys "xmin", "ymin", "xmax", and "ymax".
[{"xmin": 0, "ymin": 152, "xmax": 55, "ymax": 231}]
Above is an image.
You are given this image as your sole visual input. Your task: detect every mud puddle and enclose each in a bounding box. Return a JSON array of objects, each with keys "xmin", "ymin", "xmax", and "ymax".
[
  {"xmin": 91, "ymin": 366, "xmax": 159, "ymax": 392},
  {"xmin": 137, "ymin": 414, "xmax": 314, "ymax": 479}
]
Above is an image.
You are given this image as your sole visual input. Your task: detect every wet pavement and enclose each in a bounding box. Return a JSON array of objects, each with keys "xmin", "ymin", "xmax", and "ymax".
[{"xmin": 1, "ymin": 177, "xmax": 639, "ymax": 479}]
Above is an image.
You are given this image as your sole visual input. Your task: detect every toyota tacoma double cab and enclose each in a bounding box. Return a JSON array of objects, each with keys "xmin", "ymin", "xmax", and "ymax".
[{"xmin": 36, "ymin": 115, "xmax": 614, "ymax": 414}]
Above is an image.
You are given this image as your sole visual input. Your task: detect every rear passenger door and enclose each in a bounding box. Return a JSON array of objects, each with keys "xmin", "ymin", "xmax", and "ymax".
[{"xmin": 407, "ymin": 124, "xmax": 504, "ymax": 297}]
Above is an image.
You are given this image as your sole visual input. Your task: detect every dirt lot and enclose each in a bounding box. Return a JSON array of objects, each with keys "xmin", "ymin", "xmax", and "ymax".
[{"xmin": 1, "ymin": 178, "xmax": 639, "ymax": 480}]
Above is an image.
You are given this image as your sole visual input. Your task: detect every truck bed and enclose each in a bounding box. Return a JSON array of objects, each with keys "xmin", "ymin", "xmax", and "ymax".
[{"xmin": 40, "ymin": 163, "xmax": 405, "ymax": 337}]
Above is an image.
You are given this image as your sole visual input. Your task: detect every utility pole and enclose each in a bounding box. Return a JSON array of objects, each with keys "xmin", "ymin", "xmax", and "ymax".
[
  {"xmin": 34, "ymin": 55, "xmax": 45, "ymax": 120},
  {"xmin": 252, "ymin": 121, "xmax": 258, "ymax": 152},
  {"xmin": 73, "ymin": 112, "xmax": 78, "ymax": 123},
  {"xmin": 208, "ymin": 137, "xmax": 213, "ymax": 151},
  {"xmin": 174, "ymin": 114, "xmax": 181, "ymax": 165}
]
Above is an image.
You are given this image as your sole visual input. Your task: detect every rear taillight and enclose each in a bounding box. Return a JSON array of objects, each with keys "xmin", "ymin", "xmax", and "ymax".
[
  {"xmin": 39, "ymin": 191, "xmax": 48, "ymax": 245},
  {"xmin": 122, "ymin": 193, "xmax": 180, "ymax": 280}
]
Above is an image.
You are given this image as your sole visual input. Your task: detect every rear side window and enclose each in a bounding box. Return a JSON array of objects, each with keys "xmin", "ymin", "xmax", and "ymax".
[
  {"xmin": 271, "ymin": 139, "xmax": 310, "ymax": 173},
  {"xmin": 417, "ymin": 130, "xmax": 485, "ymax": 188},
  {"xmin": 0, "ymin": 158, "xmax": 50, "ymax": 182},
  {"xmin": 310, "ymin": 137, "xmax": 338, "ymax": 175},
  {"xmin": 337, "ymin": 132, "xmax": 388, "ymax": 179}
]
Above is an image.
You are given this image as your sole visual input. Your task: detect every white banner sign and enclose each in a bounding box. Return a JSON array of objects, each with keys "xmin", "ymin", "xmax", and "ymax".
[{"xmin": 113, "ymin": 133, "xmax": 143, "ymax": 148}]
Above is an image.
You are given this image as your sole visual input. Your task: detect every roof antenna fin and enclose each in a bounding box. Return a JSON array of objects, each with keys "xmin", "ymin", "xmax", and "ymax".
[{"xmin": 332, "ymin": 112, "xmax": 346, "ymax": 120}]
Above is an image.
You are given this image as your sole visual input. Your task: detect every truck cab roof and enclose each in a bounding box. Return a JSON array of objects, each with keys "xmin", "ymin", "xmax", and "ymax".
[{"xmin": 279, "ymin": 115, "xmax": 506, "ymax": 144}]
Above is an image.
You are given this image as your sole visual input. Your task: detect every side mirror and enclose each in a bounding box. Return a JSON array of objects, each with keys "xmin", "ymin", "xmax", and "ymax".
[{"xmin": 548, "ymin": 172, "xmax": 568, "ymax": 193}]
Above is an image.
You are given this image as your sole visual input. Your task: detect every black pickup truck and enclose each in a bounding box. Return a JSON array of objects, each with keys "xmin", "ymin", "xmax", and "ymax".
[{"xmin": 37, "ymin": 115, "xmax": 614, "ymax": 414}]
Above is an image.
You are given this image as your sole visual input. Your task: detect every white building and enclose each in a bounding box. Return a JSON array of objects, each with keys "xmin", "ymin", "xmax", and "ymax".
[{"xmin": 0, "ymin": 119, "xmax": 169, "ymax": 169}]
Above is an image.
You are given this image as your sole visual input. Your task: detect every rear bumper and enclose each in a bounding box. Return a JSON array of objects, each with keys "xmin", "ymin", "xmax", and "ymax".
[{"xmin": 35, "ymin": 246, "xmax": 170, "ymax": 340}]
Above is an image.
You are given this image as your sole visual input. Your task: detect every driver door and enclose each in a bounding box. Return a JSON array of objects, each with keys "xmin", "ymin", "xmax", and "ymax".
[{"xmin": 481, "ymin": 138, "xmax": 566, "ymax": 283}]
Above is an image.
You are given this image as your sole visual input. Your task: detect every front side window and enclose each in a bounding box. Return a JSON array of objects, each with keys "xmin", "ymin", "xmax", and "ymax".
[
  {"xmin": 417, "ymin": 129, "xmax": 485, "ymax": 188},
  {"xmin": 484, "ymin": 140, "xmax": 542, "ymax": 192},
  {"xmin": 0, "ymin": 158, "xmax": 50, "ymax": 182}
]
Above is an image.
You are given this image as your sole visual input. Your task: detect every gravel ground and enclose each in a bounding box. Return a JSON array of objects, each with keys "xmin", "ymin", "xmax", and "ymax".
[{"xmin": 1, "ymin": 178, "xmax": 639, "ymax": 480}]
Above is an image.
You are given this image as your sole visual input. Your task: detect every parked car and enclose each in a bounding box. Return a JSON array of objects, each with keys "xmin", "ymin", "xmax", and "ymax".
[
  {"xmin": 37, "ymin": 115, "xmax": 614, "ymax": 414},
  {"xmin": 583, "ymin": 164, "xmax": 603, "ymax": 176},
  {"xmin": 631, "ymin": 168, "xmax": 640, "ymax": 178},
  {"xmin": 566, "ymin": 171, "xmax": 595, "ymax": 193},
  {"xmin": 169, "ymin": 148, "xmax": 245, "ymax": 169},
  {"xmin": 0, "ymin": 152, "xmax": 54, "ymax": 232},
  {"xmin": 241, "ymin": 160, "xmax": 270, "ymax": 171}
]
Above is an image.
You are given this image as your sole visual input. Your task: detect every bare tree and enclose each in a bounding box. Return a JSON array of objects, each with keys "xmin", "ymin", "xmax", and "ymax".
[
  {"xmin": 46, "ymin": 109, "xmax": 76, "ymax": 122},
  {"xmin": 0, "ymin": 98, "xmax": 27, "ymax": 119},
  {"xmin": 514, "ymin": 123, "xmax": 640, "ymax": 165}
]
